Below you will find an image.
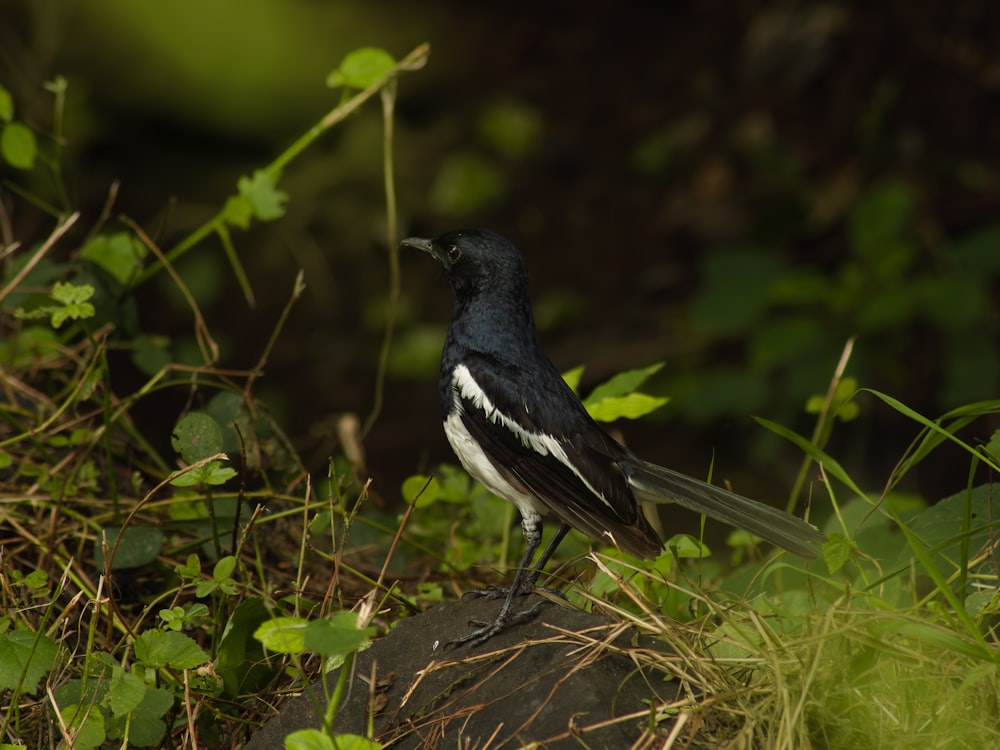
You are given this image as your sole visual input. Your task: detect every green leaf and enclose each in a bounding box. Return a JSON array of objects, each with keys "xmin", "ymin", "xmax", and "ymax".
[
  {"xmin": 329, "ymin": 734, "xmax": 382, "ymax": 750},
  {"xmin": 892, "ymin": 486, "xmax": 994, "ymax": 576},
  {"xmin": 172, "ymin": 459, "xmax": 237, "ymax": 487},
  {"xmin": 169, "ymin": 470, "xmax": 203, "ymax": 487},
  {"xmin": 848, "ymin": 181, "xmax": 913, "ymax": 258},
  {"xmin": 585, "ymin": 362, "xmax": 665, "ymax": 403},
  {"xmin": 133, "ymin": 631, "xmax": 209, "ymax": 670},
  {"xmin": 561, "ymin": 365, "xmax": 585, "ymax": 394},
  {"xmin": 106, "ymin": 669, "xmax": 145, "ymax": 718},
  {"xmin": 172, "ymin": 411, "xmax": 223, "ymax": 463},
  {"xmin": 478, "ymin": 99, "xmax": 543, "ymax": 158},
  {"xmin": 122, "ymin": 687, "xmax": 172, "ymax": 746},
  {"xmin": 52, "ymin": 281, "xmax": 93, "ymax": 306},
  {"xmin": 195, "ymin": 579, "xmax": 218, "ymax": 598},
  {"xmin": 203, "ymin": 464, "xmax": 238, "ymax": 485},
  {"xmin": 327, "ymin": 47, "xmax": 396, "ymax": 89},
  {"xmin": 286, "ymin": 732, "xmax": 380, "ymax": 750},
  {"xmin": 215, "ymin": 605, "xmax": 274, "ymax": 697},
  {"xmin": 915, "ymin": 275, "xmax": 987, "ymax": 330},
  {"xmin": 805, "ymin": 377, "xmax": 860, "ymax": 422},
  {"xmin": 222, "ymin": 193, "xmax": 254, "ymax": 229},
  {"xmin": 586, "ymin": 392, "xmax": 669, "ymax": 422},
  {"xmin": 130, "ymin": 334, "xmax": 171, "ymax": 376},
  {"xmin": 965, "ymin": 591, "xmax": 999, "ymax": 620},
  {"xmin": 81, "ymin": 233, "xmax": 147, "ymax": 285},
  {"xmin": 14, "ymin": 281, "xmax": 96, "ymax": 328},
  {"xmin": 985, "ymin": 430, "xmax": 1000, "ymax": 464},
  {"xmin": 255, "ymin": 617, "xmax": 309, "ymax": 654},
  {"xmin": 213, "ymin": 556, "xmax": 237, "ymax": 581},
  {"xmin": 62, "ymin": 704, "xmax": 106, "ymax": 749},
  {"xmin": 822, "ymin": 532, "xmax": 854, "ymax": 574},
  {"xmin": 417, "ymin": 582, "xmax": 444, "ymax": 602},
  {"xmin": 663, "ymin": 533, "xmax": 711, "ymax": 559},
  {"xmin": 950, "ymin": 223, "xmax": 1000, "ymax": 274},
  {"xmin": 0, "ymin": 85, "xmax": 13, "ymax": 122},
  {"xmin": 284, "ymin": 729, "xmax": 337, "ymax": 750},
  {"xmin": 429, "ymin": 151, "xmax": 505, "ymax": 215},
  {"xmin": 749, "ymin": 316, "xmax": 825, "ymax": 370},
  {"xmin": 302, "ymin": 612, "xmax": 376, "ymax": 658},
  {"xmin": 1, "ymin": 121, "xmax": 37, "ymax": 169},
  {"xmin": 402, "ymin": 474, "xmax": 440, "ymax": 506},
  {"xmin": 582, "ymin": 362, "xmax": 669, "ymax": 420},
  {"xmin": 50, "ymin": 304, "xmax": 94, "ymax": 328},
  {"xmin": 216, "ymin": 597, "xmax": 270, "ymax": 681},
  {"xmin": 691, "ymin": 249, "xmax": 784, "ymax": 333},
  {"xmin": 236, "ymin": 169, "xmax": 288, "ymax": 222},
  {"xmin": 93, "ymin": 526, "xmax": 164, "ymax": 570},
  {"xmin": 159, "ymin": 606, "xmax": 186, "ymax": 631},
  {"xmin": 706, "ymin": 619, "xmax": 764, "ymax": 661},
  {"xmin": 0, "ymin": 629, "xmax": 60, "ymax": 693},
  {"xmin": 177, "ymin": 553, "xmax": 201, "ymax": 580},
  {"xmin": 437, "ymin": 464, "xmax": 483, "ymax": 502},
  {"xmin": 141, "ymin": 687, "xmax": 177, "ymax": 718},
  {"xmin": 884, "ymin": 524, "xmax": 983, "ymax": 644}
]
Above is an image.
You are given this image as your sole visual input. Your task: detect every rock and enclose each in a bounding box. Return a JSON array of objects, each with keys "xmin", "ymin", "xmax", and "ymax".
[{"xmin": 246, "ymin": 593, "xmax": 681, "ymax": 749}]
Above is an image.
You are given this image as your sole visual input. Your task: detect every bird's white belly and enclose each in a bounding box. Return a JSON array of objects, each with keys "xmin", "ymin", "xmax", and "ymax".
[{"xmin": 443, "ymin": 411, "xmax": 546, "ymax": 518}]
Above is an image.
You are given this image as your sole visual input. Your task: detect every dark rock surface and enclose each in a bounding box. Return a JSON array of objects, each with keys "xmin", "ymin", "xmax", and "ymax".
[{"xmin": 245, "ymin": 594, "xmax": 682, "ymax": 749}]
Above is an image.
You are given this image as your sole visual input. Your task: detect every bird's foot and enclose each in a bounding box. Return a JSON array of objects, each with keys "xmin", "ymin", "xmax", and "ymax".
[
  {"xmin": 448, "ymin": 598, "xmax": 547, "ymax": 648},
  {"xmin": 461, "ymin": 582, "xmax": 566, "ymax": 601},
  {"xmin": 461, "ymin": 583, "xmax": 527, "ymax": 601},
  {"xmin": 450, "ymin": 585, "xmax": 567, "ymax": 647}
]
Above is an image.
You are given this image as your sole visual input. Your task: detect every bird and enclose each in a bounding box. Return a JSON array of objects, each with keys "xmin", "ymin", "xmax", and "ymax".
[{"xmin": 403, "ymin": 228, "xmax": 825, "ymax": 645}]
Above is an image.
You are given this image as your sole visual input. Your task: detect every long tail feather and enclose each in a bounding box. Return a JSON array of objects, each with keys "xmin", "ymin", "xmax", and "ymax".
[{"xmin": 628, "ymin": 460, "xmax": 825, "ymax": 559}]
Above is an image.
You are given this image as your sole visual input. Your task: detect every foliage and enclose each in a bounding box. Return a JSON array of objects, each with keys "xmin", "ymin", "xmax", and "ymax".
[
  {"xmin": 672, "ymin": 181, "xmax": 1000, "ymax": 425},
  {"xmin": 0, "ymin": 82, "xmax": 40, "ymax": 170},
  {"xmin": 2, "ymin": 23, "xmax": 999, "ymax": 750},
  {"xmin": 0, "ymin": 44, "xmax": 426, "ymax": 749}
]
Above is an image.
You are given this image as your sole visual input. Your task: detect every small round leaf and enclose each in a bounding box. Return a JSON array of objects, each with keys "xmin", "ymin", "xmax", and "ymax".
[
  {"xmin": 1, "ymin": 122, "xmax": 37, "ymax": 169},
  {"xmin": 172, "ymin": 411, "xmax": 223, "ymax": 463},
  {"xmin": 327, "ymin": 47, "xmax": 395, "ymax": 89}
]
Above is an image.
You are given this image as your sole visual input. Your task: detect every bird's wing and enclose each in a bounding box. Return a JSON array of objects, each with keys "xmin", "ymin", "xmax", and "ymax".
[{"xmin": 449, "ymin": 355, "xmax": 662, "ymax": 557}]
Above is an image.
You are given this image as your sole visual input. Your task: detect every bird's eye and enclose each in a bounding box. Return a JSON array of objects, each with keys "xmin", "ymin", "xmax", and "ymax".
[{"xmin": 447, "ymin": 245, "xmax": 462, "ymax": 263}]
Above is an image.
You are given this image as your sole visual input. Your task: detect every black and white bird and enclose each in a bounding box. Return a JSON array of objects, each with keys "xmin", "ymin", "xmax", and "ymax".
[{"xmin": 403, "ymin": 228, "xmax": 825, "ymax": 645}]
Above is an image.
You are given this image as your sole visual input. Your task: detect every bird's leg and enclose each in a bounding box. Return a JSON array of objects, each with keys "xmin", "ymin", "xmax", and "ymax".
[
  {"xmin": 525, "ymin": 523, "xmax": 570, "ymax": 590},
  {"xmin": 451, "ymin": 518, "xmax": 571, "ymax": 647}
]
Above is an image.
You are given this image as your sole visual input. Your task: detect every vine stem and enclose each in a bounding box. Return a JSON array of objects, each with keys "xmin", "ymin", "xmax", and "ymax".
[
  {"xmin": 131, "ymin": 42, "xmax": 430, "ymax": 288},
  {"xmin": 362, "ymin": 79, "xmax": 400, "ymax": 438}
]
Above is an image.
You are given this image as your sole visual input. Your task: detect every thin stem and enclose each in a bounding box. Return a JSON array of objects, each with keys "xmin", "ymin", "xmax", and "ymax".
[
  {"xmin": 362, "ymin": 80, "xmax": 400, "ymax": 438},
  {"xmin": 786, "ymin": 337, "xmax": 855, "ymax": 515},
  {"xmin": 129, "ymin": 43, "xmax": 429, "ymax": 289}
]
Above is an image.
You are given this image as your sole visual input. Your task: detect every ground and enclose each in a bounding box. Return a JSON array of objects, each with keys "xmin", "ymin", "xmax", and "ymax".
[{"xmin": 245, "ymin": 593, "xmax": 688, "ymax": 749}]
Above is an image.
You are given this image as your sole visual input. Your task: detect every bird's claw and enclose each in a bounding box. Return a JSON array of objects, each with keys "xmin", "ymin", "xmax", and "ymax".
[
  {"xmin": 460, "ymin": 584, "xmax": 513, "ymax": 601},
  {"xmin": 448, "ymin": 599, "xmax": 547, "ymax": 648},
  {"xmin": 461, "ymin": 581, "xmax": 535, "ymax": 600},
  {"xmin": 460, "ymin": 579, "xmax": 567, "ymax": 602}
]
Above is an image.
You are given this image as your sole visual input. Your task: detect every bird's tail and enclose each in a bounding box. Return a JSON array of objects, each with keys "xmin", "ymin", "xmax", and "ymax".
[{"xmin": 628, "ymin": 460, "xmax": 825, "ymax": 559}]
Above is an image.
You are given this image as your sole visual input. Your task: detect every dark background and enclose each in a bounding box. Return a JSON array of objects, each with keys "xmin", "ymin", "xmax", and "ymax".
[{"xmin": 2, "ymin": 0, "xmax": 998, "ymax": 522}]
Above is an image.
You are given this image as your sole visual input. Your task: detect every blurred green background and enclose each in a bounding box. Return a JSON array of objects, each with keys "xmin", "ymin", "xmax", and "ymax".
[{"xmin": 2, "ymin": 0, "xmax": 998, "ymax": 509}]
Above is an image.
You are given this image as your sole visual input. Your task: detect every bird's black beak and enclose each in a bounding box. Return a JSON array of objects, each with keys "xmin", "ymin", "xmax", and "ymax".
[{"xmin": 401, "ymin": 236, "xmax": 436, "ymax": 258}]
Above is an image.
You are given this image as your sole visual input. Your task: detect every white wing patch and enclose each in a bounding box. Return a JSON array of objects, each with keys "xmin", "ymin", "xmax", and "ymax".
[
  {"xmin": 443, "ymin": 410, "xmax": 544, "ymax": 518},
  {"xmin": 449, "ymin": 364, "xmax": 614, "ymax": 512}
]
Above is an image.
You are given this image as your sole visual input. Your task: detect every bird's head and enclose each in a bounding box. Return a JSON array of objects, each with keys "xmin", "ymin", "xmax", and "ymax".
[{"xmin": 402, "ymin": 229, "xmax": 529, "ymax": 302}]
